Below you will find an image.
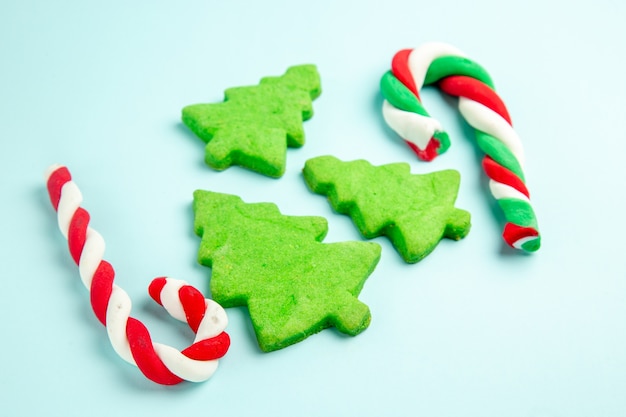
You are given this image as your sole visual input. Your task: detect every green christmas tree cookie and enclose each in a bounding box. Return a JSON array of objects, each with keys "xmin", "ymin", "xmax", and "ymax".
[
  {"xmin": 193, "ymin": 190, "xmax": 381, "ymax": 352},
  {"xmin": 303, "ymin": 156, "xmax": 471, "ymax": 263},
  {"xmin": 182, "ymin": 65, "xmax": 321, "ymax": 178}
]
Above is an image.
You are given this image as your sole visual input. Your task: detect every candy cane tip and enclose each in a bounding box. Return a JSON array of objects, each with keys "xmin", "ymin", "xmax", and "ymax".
[
  {"xmin": 506, "ymin": 231, "xmax": 541, "ymax": 252},
  {"xmin": 517, "ymin": 235, "xmax": 541, "ymax": 253},
  {"xmin": 503, "ymin": 223, "xmax": 540, "ymax": 252},
  {"xmin": 44, "ymin": 164, "xmax": 65, "ymax": 181},
  {"xmin": 405, "ymin": 132, "xmax": 447, "ymax": 162},
  {"xmin": 148, "ymin": 277, "xmax": 168, "ymax": 305},
  {"xmin": 433, "ymin": 131, "xmax": 450, "ymax": 155}
]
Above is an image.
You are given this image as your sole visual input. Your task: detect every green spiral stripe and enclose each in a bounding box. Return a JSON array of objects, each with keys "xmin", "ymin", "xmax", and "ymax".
[
  {"xmin": 497, "ymin": 198, "xmax": 538, "ymax": 229},
  {"xmin": 424, "ymin": 56, "xmax": 495, "ymax": 88},
  {"xmin": 380, "ymin": 71, "xmax": 428, "ymax": 115},
  {"xmin": 475, "ymin": 131, "xmax": 525, "ymax": 182},
  {"xmin": 433, "ymin": 131, "xmax": 451, "ymax": 154}
]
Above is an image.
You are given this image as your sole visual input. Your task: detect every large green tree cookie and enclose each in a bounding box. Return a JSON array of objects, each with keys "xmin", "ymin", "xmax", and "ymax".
[
  {"xmin": 193, "ymin": 190, "xmax": 381, "ymax": 352},
  {"xmin": 303, "ymin": 156, "xmax": 471, "ymax": 263},
  {"xmin": 182, "ymin": 65, "xmax": 321, "ymax": 178}
]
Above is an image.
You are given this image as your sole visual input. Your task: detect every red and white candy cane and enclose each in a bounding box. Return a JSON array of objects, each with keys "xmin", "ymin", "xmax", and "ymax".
[
  {"xmin": 380, "ymin": 42, "xmax": 540, "ymax": 252},
  {"xmin": 45, "ymin": 164, "xmax": 230, "ymax": 385}
]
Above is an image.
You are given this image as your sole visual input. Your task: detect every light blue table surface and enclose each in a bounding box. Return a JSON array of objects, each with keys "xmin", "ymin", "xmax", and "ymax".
[{"xmin": 2, "ymin": 1, "xmax": 625, "ymax": 416}]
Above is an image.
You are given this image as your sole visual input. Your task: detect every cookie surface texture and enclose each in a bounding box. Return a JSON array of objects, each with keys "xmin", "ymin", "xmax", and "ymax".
[
  {"xmin": 303, "ymin": 155, "xmax": 471, "ymax": 263},
  {"xmin": 182, "ymin": 65, "xmax": 321, "ymax": 178},
  {"xmin": 193, "ymin": 190, "xmax": 381, "ymax": 352}
]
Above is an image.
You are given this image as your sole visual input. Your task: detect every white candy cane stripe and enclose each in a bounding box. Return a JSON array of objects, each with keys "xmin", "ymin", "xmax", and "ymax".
[
  {"xmin": 56, "ymin": 181, "xmax": 82, "ymax": 239},
  {"xmin": 488, "ymin": 180, "xmax": 530, "ymax": 204},
  {"xmin": 45, "ymin": 164, "xmax": 230, "ymax": 385},
  {"xmin": 458, "ymin": 97, "xmax": 525, "ymax": 167},
  {"xmin": 381, "ymin": 100, "xmax": 442, "ymax": 151},
  {"xmin": 407, "ymin": 42, "xmax": 467, "ymax": 90},
  {"xmin": 153, "ymin": 343, "xmax": 219, "ymax": 383},
  {"xmin": 158, "ymin": 278, "xmax": 189, "ymax": 323},
  {"xmin": 106, "ymin": 285, "xmax": 135, "ymax": 364},
  {"xmin": 78, "ymin": 228, "xmax": 105, "ymax": 290}
]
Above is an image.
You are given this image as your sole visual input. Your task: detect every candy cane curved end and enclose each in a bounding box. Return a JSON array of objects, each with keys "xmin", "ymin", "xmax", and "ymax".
[
  {"xmin": 380, "ymin": 43, "xmax": 541, "ymax": 252},
  {"xmin": 45, "ymin": 165, "xmax": 230, "ymax": 384}
]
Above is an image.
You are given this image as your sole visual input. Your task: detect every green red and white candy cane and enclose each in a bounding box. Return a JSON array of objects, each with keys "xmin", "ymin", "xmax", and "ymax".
[
  {"xmin": 380, "ymin": 42, "xmax": 540, "ymax": 252},
  {"xmin": 45, "ymin": 165, "xmax": 230, "ymax": 384}
]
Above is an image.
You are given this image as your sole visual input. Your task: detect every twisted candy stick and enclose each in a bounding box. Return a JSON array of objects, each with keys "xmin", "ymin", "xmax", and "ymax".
[
  {"xmin": 380, "ymin": 42, "xmax": 540, "ymax": 252},
  {"xmin": 45, "ymin": 164, "xmax": 230, "ymax": 385}
]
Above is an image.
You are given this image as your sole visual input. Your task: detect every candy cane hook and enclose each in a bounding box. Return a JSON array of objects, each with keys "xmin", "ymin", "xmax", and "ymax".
[
  {"xmin": 45, "ymin": 164, "xmax": 230, "ymax": 385},
  {"xmin": 380, "ymin": 42, "xmax": 540, "ymax": 252}
]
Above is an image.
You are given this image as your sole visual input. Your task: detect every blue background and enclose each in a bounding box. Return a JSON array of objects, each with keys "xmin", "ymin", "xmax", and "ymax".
[{"xmin": 2, "ymin": 1, "xmax": 625, "ymax": 416}]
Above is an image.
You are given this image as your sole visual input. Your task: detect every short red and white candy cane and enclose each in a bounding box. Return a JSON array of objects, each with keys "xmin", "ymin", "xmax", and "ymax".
[
  {"xmin": 45, "ymin": 164, "xmax": 230, "ymax": 385},
  {"xmin": 380, "ymin": 42, "xmax": 540, "ymax": 252}
]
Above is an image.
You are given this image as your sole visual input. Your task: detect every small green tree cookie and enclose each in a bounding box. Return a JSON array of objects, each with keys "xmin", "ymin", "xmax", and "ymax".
[
  {"xmin": 303, "ymin": 156, "xmax": 471, "ymax": 263},
  {"xmin": 193, "ymin": 190, "xmax": 381, "ymax": 352},
  {"xmin": 182, "ymin": 65, "xmax": 321, "ymax": 178}
]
